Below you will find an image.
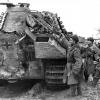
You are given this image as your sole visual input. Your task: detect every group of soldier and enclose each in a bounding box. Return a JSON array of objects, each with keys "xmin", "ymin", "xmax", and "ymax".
[{"xmin": 53, "ymin": 33, "xmax": 100, "ymax": 97}]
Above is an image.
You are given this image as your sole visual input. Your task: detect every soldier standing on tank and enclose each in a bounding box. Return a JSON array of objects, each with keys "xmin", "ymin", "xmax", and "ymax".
[{"xmin": 63, "ymin": 35, "xmax": 82, "ymax": 96}]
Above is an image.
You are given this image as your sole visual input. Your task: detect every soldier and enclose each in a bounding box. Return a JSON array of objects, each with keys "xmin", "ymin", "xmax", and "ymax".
[
  {"xmin": 81, "ymin": 38, "xmax": 96, "ymax": 83},
  {"xmin": 91, "ymin": 42, "xmax": 100, "ymax": 87},
  {"xmin": 97, "ymin": 42, "xmax": 100, "ymax": 49},
  {"xmin": 63, "ymin": 35, "xmax": 82, "ymax": 96},
  {"xmin": 92, "ymin": 59, "xmax": 100, "ymax": 87}
]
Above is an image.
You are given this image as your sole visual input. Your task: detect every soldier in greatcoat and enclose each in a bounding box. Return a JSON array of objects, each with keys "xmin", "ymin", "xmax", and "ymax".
[
  {"xmin": 63, "ymin": 35, "xmax": 82, "ymax": 96},
  {"xmin": 83, "ymin": 38, "xmax": 100, "ymax": 82}
]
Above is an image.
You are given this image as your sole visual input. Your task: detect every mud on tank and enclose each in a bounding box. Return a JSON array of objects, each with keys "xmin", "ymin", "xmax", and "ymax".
[{"xmin": 0, "ymin": 2, "xmax": 68, "ymax": 86}]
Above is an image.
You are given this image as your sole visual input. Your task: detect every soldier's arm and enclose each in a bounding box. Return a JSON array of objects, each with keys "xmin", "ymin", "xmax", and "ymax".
[
  {"xmin": 61, "ymin": 37, "xmax": 69, "ymax": 50},
  {"xmin": 26, "ymin": 14, "xmax": 36, "ymax": 28},
  {"xmin": 72, "ymin": 48, "xmax": 82, "ymax": 75},
  {"xmin": 52, "ymin": 34, "xmax": 68, "ymax": 50}
]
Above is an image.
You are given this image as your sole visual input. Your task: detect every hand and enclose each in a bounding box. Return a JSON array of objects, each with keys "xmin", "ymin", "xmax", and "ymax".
[
  {"xmin": 93, "ymin": 61, "xmax": 98, "ymax": 64},
  {"xmin": 67, "ymin": 72, "xmax": 71, "ymax": 76},
  {"xmin": 82, "ymin": 59, "xmax": 85, "ymax": 63},
  {"xmin": 63, "ymin": 78, "xmax": 66, "ymax": 83},
  {"xmin": 88, "ymin": 74, "xmax": 93, "ymax": 82},
  {"xmin": 52, "ymin": 34, "xmax": 60, "ymax": 39}
]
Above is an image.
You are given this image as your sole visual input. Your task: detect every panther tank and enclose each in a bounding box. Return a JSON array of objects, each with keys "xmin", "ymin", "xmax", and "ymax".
[{"xmin": 0, "ymin": 2, "xmax": 68, "ymax": 85}]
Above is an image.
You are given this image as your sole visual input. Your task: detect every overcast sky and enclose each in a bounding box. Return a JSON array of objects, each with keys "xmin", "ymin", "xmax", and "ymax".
[{"xmin": 0, "ymin": 0, "xmax": 100, "ymax": 38}]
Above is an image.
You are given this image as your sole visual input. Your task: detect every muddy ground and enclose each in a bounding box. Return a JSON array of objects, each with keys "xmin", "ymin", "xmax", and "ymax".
[{"xmin": 0, "ymin": 80, "xmax": 99, "ymax": 100}]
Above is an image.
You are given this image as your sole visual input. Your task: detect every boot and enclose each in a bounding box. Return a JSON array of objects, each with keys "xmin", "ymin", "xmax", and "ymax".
[
  {"xmin": 70, "ymin": 84, "xmax": 77, "ymax": 97},
  {"xmin": 92, "ymin": 77, "xmax": 99, "ymax": 87},
  {"xmin": 77, "ymin": 83, "xmax": 82, "ymax": 96}
]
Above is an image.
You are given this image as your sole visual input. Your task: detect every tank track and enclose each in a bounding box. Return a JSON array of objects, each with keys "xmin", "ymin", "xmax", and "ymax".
[{"xmin": 44, "ymin": 59, "xmax": 66, "ymax": 86}]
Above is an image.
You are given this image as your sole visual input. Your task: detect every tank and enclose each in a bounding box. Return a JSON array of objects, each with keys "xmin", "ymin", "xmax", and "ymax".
[{"xmin": 0, "ymin": 2, "xmax": 68, "ymax": 85}]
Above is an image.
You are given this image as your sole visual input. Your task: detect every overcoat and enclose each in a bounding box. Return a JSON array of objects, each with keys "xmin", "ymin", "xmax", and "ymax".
[
  {"xmin": 64, "ymin": 44, "xmax": 82, "ymax": 85},
  {"xmin": 83, "ymin": 47, "xmax": 95, "ymax": 75}
]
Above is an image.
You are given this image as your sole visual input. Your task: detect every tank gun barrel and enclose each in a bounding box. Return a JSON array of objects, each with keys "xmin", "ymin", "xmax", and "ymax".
[
  {"xmin": 0, "ymin": 2, "xmax": 30, "ymax": 8},
  {"xmin": 0, "ymin": 3, "xmax": 15, "ymax": 7}
]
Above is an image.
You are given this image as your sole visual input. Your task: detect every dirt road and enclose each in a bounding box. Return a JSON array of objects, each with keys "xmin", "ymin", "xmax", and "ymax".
[{"xmin": 0, "ymin": 80, "xmax": 99, "ymax": 100}]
